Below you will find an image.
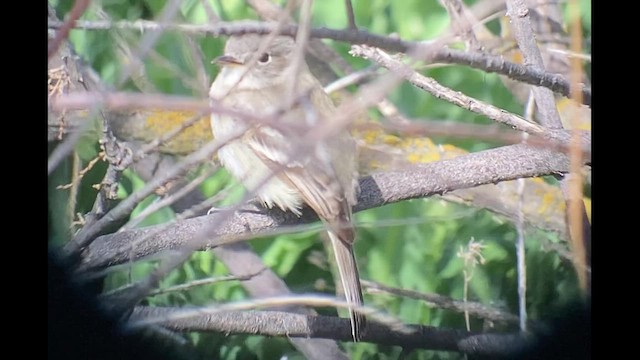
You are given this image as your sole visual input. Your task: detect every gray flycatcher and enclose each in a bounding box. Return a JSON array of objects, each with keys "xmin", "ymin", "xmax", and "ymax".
[{"xmin": 209, "ymin": 34, "xmax": 365, "ymax": 341}]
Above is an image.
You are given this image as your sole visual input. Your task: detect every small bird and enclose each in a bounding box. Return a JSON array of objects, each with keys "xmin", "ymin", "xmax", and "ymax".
[{"xmin": 209, "ymin": 34, "xmax": 365, "ymax": 341}]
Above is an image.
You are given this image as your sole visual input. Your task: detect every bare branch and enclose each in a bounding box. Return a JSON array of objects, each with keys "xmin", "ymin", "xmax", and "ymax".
[
  {"xmin": 129, "ymin": 295, "xmax": 412, "ymax": 334},
  {"xmin": 344, "ymin": 0, "xmax": 357, "ymax": 30},
  {"xmin": 353, "ymin": 118, "xmax": 575, "ymax": 154},
  {"xmin": 122, "ymin": 166, "xmax": 217, "ymax": 231},
  {"xmin": 129, "ymin": 150, "xmax": 352, "ymax": 360},
  {"xmin": 116, "ymin": 0, "xmax": 182, "ymax": 88},
  {"xmin": 129, "ymin": 307, "xmax": 453, "ymax": 348},
  {"xmin": 130, "ymin": 306, "xmax": 535, "ymax": 355},
  {"xmin": 362, "ymin": 280, "xmax": 519, "ymax": 324},
  {"xmin": 505, "ymin": 0, "xmax": 562, "ymax": 129},
  {"xmin": 80, "ymin": 115, "xmax": 132, "ymax": 229},
  {"xmin": 48, "ymin": 1, "xmax": 90, "ymax": 59},
  {"xmin": 516, "ymin": 178, "xmax": 528, "ymax": 331},
  {"xmin": 47, "ymin": 19, "xmax": 591, "ymax": 105},
  {"xmin": 506, "ymin": 0, "xmax": 590, "ymax": 294},
  {"xmin": 433, "ymin": 48, "xmax": 590, "ymax": 106},
  {"xmin": 439, "ymin": 0, "xmax": 481, "ymax": 50},
  {"xmin": 64, "ymin": 134, "xmax": 221, "ymax": 256},
  {"xmin": 324, "ymin": 66, "xmax": 378, "ymax": 93},
  {"xmin": 47, "ymin": 114, "xmax": 95, "ymax": 175},
  {"xmin": 349, "ymin": 45, "xmax": 591, "ymax": 156},
  {"xmin": 147, "ymin": 272, "xmax": 262, "ymax": 296},
  {"xmin": 79, "ymin": 142, "xmax": 573, "ymax": 271},
  {"xmin": 287, "ymin": 0, "xmax": 313, "ymax": 105},
  {"xmin": 213, "ymin": 244, "xmax": 351, "ymax": 360},
  {"xmin": 246, "ymin": 0, "xmax": 292, "ymax": 21},
  {"xmin": 565, "ymin": 0, "xmax": 590, "ymax": 294}
]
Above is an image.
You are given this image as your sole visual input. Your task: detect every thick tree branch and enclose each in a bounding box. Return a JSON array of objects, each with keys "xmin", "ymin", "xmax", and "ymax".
[
  {"xmin": 505, "ymin": 0, "xmax": 563, "ymax": 129},
  {"xmin": 79, "ymin": 143, "xmax": 572, "ymax": 271},
  {"xmin": 63, "ymin": 135, "xmax": 221, "ymax": 256},
  {"xmin": 130, "ymin": 152, "xmax": 350, "ymax": 360},
  {"xmin": 506, "ymin": 0, "xmax": 590, "ymax": 293},
  {"xmin": 130, "ymin": 306, "xmax": 534, "ymax": 355}
]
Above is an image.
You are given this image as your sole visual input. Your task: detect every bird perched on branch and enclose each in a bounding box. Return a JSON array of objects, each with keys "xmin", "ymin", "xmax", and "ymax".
[{"xmin": 209, "ymin": 34, "xmax": 365, "ymax": 341}]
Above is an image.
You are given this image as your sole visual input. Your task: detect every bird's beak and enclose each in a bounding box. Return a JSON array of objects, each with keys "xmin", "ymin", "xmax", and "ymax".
[{"xmin": 212, "ymin": 55, "xmax": 244, "ymax": 66}]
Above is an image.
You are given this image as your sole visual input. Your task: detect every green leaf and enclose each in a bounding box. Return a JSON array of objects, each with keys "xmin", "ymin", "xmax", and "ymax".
[{"xmin": 262, "ymin": 233, "xmax": 315, "ymax": 276}]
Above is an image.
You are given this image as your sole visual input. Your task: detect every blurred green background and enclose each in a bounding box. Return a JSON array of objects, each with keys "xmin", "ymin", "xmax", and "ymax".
[{"xmin": 49, "ymin": 0, "xmax": 590, "ymax": 359}]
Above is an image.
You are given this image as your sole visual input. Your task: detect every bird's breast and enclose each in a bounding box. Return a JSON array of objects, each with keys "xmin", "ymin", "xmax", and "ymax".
[{"xmin": 211, "ymin": 113, "xmax": 304, "ymax": 215}]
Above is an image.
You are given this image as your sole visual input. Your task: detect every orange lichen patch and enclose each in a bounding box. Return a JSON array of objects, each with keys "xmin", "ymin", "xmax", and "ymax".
[
  {"xmin": 556, "ymin": 98, "xmax": 591, "ymax": 131},
  {"xmin": 143, "ymin": 110, "xmax": 211, "ymax": 137},
  {"xmin": 438, "ymin": 144, "xmax": 467, "ymax": 159},
  {"xmin": 112, "ymin": 108, "xmax": 592, "ymax": 238},
  {"xmin": 538, "ymin": 187, "xmax": 566, "ymax": 219},
  {"xmin": 353, "ymin": 127, "xmax": 475, "ymax": 168},
  {"xmin": 508, "ymin": 49, "xmax": 524, "ymax": 65},
  {"xmin": 354, "ymin": 128, "xmax": 402, "ymax": 147},
  {"xmin": 140, "ymin": 110, "xmax": 212, "ymax": 155},
  {"xmin": 401, "ymin": 138, "xmax": 442, "ymax": 164},
  {"xmin": 354, "ymin": 128, "xmax": 447, "ymax": 167}
]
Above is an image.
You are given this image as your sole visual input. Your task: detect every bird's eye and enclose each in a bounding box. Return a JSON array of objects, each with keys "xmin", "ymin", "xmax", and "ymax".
[{"xmin": 258, "ymin": 53, "xmax": 271, "ymax": 64}]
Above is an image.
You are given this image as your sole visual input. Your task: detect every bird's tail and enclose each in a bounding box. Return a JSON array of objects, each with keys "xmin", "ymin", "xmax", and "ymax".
[{"xmin": 327, "ymin": 228, "xmax": 366, "ymax": 342}]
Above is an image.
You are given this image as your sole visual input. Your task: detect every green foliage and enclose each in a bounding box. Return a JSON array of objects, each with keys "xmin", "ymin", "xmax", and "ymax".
[{"xmin": 50, "ymin": 0, "xmax": 589, "ymax": 359}]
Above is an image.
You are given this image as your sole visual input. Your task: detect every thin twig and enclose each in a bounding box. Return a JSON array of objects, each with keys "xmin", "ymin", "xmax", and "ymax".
[
  {"xmin": 506, "ymin": 0, "xmax": 589, "ymax": 294},
  {"xmin": 439, "ymin": 0, "xmax": 481, "ymax": 50},
  {"xmin": 247, "ymin": 0, "xmax": 293, "ymax": 21},
  {"xmin": 64, "ymin": 133, "xmax": 222, "ymax": 255},
  {"xmin": 433, "ymin": 48, "xmax": 590, "ymax": 106},
  {"xmin": 146, "ymin": 49, "xmax": 206, "ymax": 94},
  {"xmin": 362, "ymin": 280, "xmax": 518, "ymax": 324},
  {"xmin": 287, "ymin": 0, "xmax": 313, "ymax": 106},
  {"xmin": 147, "ymin": 272, "xmax": 263, "ymax": 296},
  {"xmin": 47, "ymin": 109, "xmax": 97, "ymax": 175},
  {"xmin": 48, "ymin": 19, "xmax": 591, "ymax": 105},
  {"xmin": 56, "ymin": 153, "xmax": 103, "ymax": 190},
  {"xmin": 515, "ymin": 95, "xmax": 534, "ymax": 332},
  {"xmin": 353, "ymin": 45, "xmax": 543, "ymax": 133},
  {"xmin": 48, "ymin": 0, "xmax": 90, "ymax": 59},
  {"xmin": 67, "ymin": 152, "xmax": 82, "ymax": 233},
  {"xmin": 344, "ymin": 0, "xmax": 357, "ymax": 30},
  {"xmin": 51, "ymin": 92, "xmax": 302, "ymax": 136},
  {"xmin": 122, "ymin": 166, "xmax": 217, "ymax": 230},
  {"xmin": 353, "ymin": 117, "xmax": 581, "ymax": 155},
  {"xmin": 547, "ymin": 48, "xmax": 591, "ymax": 62},
  {"xmin": 116, "ymin": 0, "xmax": 182, "ymax": 88},
  {"xmin": 515, "ymin": 177, "xmax": 527, "ymax": 331},
  {"xmin": 184, "ymin": 35, "xmax": 211, "ymax": 95},
  {"xmin": 198, "ymin": 0, "xmax": 220, "ymax": 23},
  {"xmin": 174, "ymin": 184, "xmax": 233, "ymax": 220},
  {"xmin": 349, "ymin": 45, "xmax": 591, "ymax": 155},
  {"xmin": 76, "ymin": 113, "xmax": 132, "ymax": 235},
  {"xmin": 566, "ymin": 0, "xmax": 589, "ymax": 294},
  {"xmin": 323, "ymin": 66, "xmax": 378, "ymax": 94}
]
